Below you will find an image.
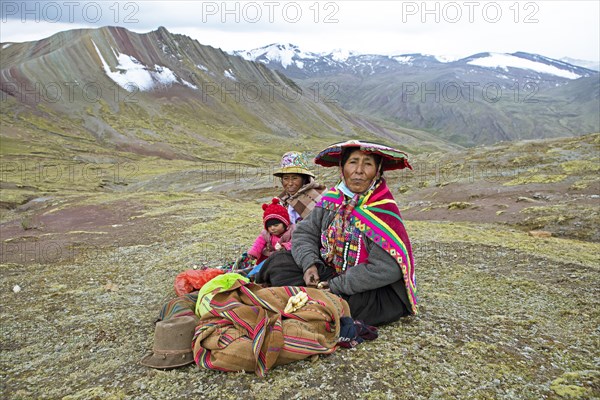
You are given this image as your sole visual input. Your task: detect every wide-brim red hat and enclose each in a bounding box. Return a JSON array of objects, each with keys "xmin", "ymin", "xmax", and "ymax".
[{"xmin": 314, "ymin": 140, "xmax": 412, "ymax": 171}]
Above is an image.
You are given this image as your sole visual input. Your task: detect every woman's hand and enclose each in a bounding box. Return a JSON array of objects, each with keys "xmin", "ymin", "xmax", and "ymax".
[
  {"xmin": 303, "ymin": 265, "xmax": 320, "ymax": 287},
  {"xmin": 317, "ymin": 281, "xmax": 330, "ymax": 291}
]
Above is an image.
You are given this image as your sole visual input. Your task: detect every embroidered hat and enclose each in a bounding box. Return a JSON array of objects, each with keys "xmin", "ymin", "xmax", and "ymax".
[
  {"xmin": 314, "ymin": 140, "xmax": 412, "ymax": 171},
  {"xmin": 273, "ymin": 151, "xmax": 315, "ymax": 178},
  {"xmin": 262, "ymin": 198, "xmax": 290, "ymax": 229},
  {"xmin": 140, "ymin": 316, "xmax": 197, "ymax": 369}
]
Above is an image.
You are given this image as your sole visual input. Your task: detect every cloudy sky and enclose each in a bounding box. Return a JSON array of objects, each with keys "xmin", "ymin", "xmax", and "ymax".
[{"xmin": 1, "ymin": 1, "xmax": 598, "ymax": 62}]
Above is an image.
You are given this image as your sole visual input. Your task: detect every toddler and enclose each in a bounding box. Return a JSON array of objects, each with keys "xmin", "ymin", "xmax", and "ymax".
[{"xmin": 247, "ymin": 198, "xmax": 295, "ymax": 264}]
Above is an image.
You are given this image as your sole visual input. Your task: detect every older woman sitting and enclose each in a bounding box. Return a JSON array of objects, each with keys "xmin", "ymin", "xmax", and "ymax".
[
  {"xmin": 273, "ymin": 151, "xmax": 326, "ymax": 224},
  {"xmin": 262, "ymin": 140, "xmax": 417, "ymax": 326}
]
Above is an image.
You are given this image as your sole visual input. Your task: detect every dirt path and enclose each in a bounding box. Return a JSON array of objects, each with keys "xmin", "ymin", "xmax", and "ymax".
[{"xmin": 1, "ymin": 196, "xmax": 167, "ymax": 265}]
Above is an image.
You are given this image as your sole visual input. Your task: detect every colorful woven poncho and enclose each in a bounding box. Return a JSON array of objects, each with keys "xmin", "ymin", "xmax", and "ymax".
[{"xmin": 317, "ymin": 179, "xmax": 418, "ymax": 315}]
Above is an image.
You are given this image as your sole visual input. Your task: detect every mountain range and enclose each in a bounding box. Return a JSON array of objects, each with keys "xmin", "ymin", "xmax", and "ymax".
[
  {"xmin": 0, "ymin": 26, "xmax": 598, "ymax": 167},
  {"xmin": 234, "ymin": 43, "xmax": 598, "ymax": 80},
  {"xmin": 2, "ymin": 26, "xmax": 447, "ymax": 167},
  {"xmin": 234, "ymin": 43, "xmax": 599, "ymax": 146}
]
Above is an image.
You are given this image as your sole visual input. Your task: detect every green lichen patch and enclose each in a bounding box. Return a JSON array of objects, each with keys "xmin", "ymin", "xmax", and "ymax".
[
  {"xmin": 550, "ymin": 371, "xmax": 599, "ymax": 398},
  {"xmin": 447, "ymin": 202, "xmax": 472, "ymax": 210},
  {"xmin": 561, "ymin": 160, "xmax": 600, "ymax": 174},
  {"xmin": 503, "ymin": 173, "xmax": 567, "ymax": 186}
]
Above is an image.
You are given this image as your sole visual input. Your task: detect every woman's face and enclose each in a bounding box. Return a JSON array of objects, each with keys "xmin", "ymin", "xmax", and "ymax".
[
  {"xmin": 281, "ymin": 174, "xmax": 304, "ymax": 195},
  {"xmin": 342, "ymin": 150, "xmax": 379, "ymax": 194}
]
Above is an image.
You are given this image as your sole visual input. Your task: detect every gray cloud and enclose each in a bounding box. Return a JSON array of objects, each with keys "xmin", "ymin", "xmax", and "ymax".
[{"xmin": 1, "ymin": 1, "xmax": 598, "ymax": 61}]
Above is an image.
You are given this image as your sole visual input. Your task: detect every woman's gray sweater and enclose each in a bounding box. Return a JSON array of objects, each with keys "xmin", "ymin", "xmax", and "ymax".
[{"xmin": 291, "ymin": 206, "xmax": 410, "ymax": 308}]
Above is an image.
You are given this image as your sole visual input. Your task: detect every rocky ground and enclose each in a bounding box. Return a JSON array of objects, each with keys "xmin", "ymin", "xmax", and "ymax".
[{"xmin": 1, "ymin": 134, "xmax": 599, "ymax": 399}]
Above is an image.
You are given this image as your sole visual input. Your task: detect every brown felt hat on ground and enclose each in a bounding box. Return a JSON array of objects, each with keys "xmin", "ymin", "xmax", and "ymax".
[{"xmin": 140, "ymin": 316, "xmax": 197, "ymax": 369}]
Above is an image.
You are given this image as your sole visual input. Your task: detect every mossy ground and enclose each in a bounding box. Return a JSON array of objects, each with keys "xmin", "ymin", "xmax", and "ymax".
[
  {"xmin": 1, "ymin": 134, "xmax": 599, "ymax": 399},
  {"xmin": 1, "ymin": 189, "xmax": 599, "ymax": 399}
]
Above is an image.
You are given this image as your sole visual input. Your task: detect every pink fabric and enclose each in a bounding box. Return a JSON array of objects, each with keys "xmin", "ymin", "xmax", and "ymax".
[
  {"xmin": 248, "ymin": 234, "xmax": 268, "ymax": 261},
  {"xmin": 247, "ymin": 226, "xmax": 294, "ymax": 264}
]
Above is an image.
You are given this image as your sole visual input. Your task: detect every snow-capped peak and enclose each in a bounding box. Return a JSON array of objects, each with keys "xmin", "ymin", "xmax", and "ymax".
[
  {"xmin": 467, "ymin": 52, "xmax": 582, "ymax": 79},
  {"xmin": 392, "ymin": 55, "xmax": 415, "ymax": 65},
  {"xmin": 560, "ymin": 57, "xmax": 600, "ymax": 72},
  {"xmin": 234, "ymin": 43, "xmax": 318, "ymax": 69},
  {"xmin": 433, "ymin": 54, "xmax": 462, "ymax": 63},
  {"xmin": 329, "ymin": 48, "xmax": 353, "ymax": 62}
]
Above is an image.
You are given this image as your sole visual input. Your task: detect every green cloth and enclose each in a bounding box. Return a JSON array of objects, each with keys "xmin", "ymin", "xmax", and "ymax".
[{"xmin": 195, "ymin": 273, "xmax": 249, "ymax": 317}]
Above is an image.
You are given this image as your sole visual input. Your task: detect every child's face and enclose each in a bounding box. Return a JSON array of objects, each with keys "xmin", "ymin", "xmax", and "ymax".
[{"xmin": 267, "ymin": 222, "xmax": 286, "ymax": 236}]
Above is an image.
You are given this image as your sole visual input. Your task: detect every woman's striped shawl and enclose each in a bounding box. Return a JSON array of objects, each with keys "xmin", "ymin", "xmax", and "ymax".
[{"xmin": 317, "ymin": 179, "xmax": 418, "ymax": 315}]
